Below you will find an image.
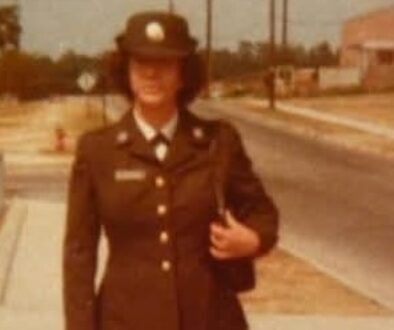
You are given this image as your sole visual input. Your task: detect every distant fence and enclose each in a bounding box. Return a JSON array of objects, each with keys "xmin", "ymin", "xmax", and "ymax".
[
  {"xmin": 319, "ymin": 67, "xmax": 362, "ymax": 90},
  {"xmin": 0, "ymin": 153, "xmax": 4, "ymax": 213}
]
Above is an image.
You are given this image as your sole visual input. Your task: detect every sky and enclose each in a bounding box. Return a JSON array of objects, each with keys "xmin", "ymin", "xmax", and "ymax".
[{"xmin": 1, "ymin": 0, "xmax": 394, "ymax": 58}]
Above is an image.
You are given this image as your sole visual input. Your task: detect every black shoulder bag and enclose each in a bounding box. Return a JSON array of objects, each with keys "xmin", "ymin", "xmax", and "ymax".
[{"xmin": 209, "ymin": 126, "xmax": 256, "ymax": 293}]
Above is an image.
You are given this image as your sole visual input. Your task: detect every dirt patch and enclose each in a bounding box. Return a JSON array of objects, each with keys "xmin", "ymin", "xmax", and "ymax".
[
  {"xmin": 289, "ymin": 93, "xmax": 394, "ymax": 128},
  {"xmin": 0, "ymin": 97, "xmax": 104, "ymax": 153},
  {"xmin": 240, "ymin": 249, "xmax": 393, "ymax": 315}
]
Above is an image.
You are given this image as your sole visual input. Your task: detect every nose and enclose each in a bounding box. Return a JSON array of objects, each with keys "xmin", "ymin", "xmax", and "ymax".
[
  {"xmin": 140, "ymin": 61, "xmax": 163, "ymax": 78},
  {"xmin": 144, "ymin": 65, "xmax": 159, "ymax": 77}
]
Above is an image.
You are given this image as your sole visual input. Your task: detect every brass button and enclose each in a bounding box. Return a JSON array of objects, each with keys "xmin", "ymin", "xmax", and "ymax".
[
  {"xmin": 155, "ymin": 176, "xmax": 165, "ymax": 188},
  {"xmin": 161, "ymin": 260, "xmax": 171, "ymax": 272},
  {"xmin": 157, "ymin": 204, "xmax": 167, "ymax": 216},
  {"xmin": 160, "ymin": 231, "xmax": 169, "ymax": 244}
]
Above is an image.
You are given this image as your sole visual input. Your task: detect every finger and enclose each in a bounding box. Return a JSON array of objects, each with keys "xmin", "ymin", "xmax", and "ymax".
[
  {"xmin": 210, "ymin": 231, "xmax": 229, "ymax": 250},
  {"xmin": 209, "ymin": 246, "xmax": 232, "ymax": 260},
  {"xmin": 210, "ymin": 222, "xmax": 229, "ymax": 239}
]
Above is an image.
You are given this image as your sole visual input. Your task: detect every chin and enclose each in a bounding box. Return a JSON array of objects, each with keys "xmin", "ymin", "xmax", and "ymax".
[{"xmin": 140, "ymin": 94, "xmax": 173, "ymax": 108}]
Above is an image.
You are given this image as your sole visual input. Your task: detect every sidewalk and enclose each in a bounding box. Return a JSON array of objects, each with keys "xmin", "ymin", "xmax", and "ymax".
[
  {"xmin": 1, "ymin": 199, "xmax": 393, "ymax": 330},
  {"xmin": 0, "ymin": 199, "xmax": 65, "ymax": 330}
]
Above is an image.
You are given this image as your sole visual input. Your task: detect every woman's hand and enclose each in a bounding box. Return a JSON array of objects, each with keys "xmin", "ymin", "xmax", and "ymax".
[{"xmin": 210, "ymin": 210, "xmax": 261, "ymax": 259}]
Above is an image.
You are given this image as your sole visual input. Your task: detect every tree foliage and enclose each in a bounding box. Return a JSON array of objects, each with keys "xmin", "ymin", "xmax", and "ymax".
[
  {"xmin": 0, "ymin": 5, "xmax": 21, "ymax": 52},
  {"xmin": 0, "ymin": 39, "xmax": 339, "ymax": 100},
  {"xmin": 0, "ymin": 50, "xmax": 102, "ymax": 99},
  {"xmin": 209, "ymin": 40, "xmax": 339, "ymax": 79}
]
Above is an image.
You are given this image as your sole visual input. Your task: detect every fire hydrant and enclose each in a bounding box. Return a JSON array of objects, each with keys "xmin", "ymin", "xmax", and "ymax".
[{"xmin": 54, "ymin": 126, "xmax": 66, "ymax": 152}]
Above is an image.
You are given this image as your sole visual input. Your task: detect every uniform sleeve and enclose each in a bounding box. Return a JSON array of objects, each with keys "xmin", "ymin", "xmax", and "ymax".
[
  {"xmin": 224, "ymin": 123, "xmax": 279, "ymax": 256},
  {"xmin": 63, "ymin": 135, "xmax": 100, "ymax": 330}
]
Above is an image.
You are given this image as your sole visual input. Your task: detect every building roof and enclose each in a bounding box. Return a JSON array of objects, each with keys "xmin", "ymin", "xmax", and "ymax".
[
  {"xmin": 345, "ymin": 5, "xmax": 394, "ymax": 24},
  {"xmin": 362, "ymin": 40, "xmax": 394, "ymax": 50},
  {"xmin": 348, "ymin": 40, "xmax": 394, "ymax": 50}
]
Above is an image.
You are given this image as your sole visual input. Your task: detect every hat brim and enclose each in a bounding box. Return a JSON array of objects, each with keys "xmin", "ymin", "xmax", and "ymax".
[
  {"xmin": 128, "ymin": 46, "xmax": 191, "ymax": 59},
  {"xmin": 116, "ymin": 33, "xmax": 197, "ymax": 59}
]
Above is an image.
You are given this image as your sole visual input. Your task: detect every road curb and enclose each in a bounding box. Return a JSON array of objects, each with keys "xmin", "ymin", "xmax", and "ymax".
[{"xmin": 0, "ymin": 199, "xmax": 27, "ymax": 304}]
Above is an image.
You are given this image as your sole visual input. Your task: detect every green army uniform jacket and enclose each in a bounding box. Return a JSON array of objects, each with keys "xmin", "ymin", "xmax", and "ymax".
[{"xmin": 63, "ymin": 108, "xmax": 279, "ymax": 330}]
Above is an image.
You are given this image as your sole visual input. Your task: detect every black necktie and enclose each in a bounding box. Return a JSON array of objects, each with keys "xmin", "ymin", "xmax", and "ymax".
[{"xmin": 150, "ymin": 133, "xmax": 169, "ymax": 146}]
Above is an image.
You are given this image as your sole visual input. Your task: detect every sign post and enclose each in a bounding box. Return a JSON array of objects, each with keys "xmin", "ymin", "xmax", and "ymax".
[{"xmin": 77, "ymin": 71, "xmax": 97, "ymax": 118}]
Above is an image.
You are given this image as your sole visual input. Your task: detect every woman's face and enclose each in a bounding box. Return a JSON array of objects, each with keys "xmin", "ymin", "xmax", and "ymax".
[{"xmin": 128, "ymin": 57, "xmax": 183, "ymax": 109}]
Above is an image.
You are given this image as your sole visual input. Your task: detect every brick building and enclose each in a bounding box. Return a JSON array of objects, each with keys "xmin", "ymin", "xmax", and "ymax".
[{"xmin": 340, "ymin": 6, "xmax": 394, "ymax": 90}]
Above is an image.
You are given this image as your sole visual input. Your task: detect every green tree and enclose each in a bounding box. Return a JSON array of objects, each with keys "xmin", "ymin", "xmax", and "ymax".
[
  {"xmin": 0, "ymin": 5, "xmax": 21, "ymax": 52},
  {"xmin": 0, "ymin": 50, "xmax": 53, "ymax": 98},
  {"xmin": 309, "ymin": 41, "xmax": 338, "ymax": 67},
  {"xmin": 0, "ymin": 50, "xmax": 96, "ymax": 99}
]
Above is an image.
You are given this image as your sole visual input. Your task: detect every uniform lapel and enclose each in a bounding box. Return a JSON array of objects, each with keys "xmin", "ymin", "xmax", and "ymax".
[
  {"xmin": 164, "ymin": 110, "xmax": 211, "ymax": 171},
  {"xmin": 114, "ymin": 109, "xmax": 157, "ymax": 163},
  {"xmin": 114, "ymin": 108, "xmax": 212, "ymax": 168}
]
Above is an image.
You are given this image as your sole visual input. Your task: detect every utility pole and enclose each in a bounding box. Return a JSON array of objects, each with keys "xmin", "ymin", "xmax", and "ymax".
[
  {"xmin": 205, "ymin": 0, "xmax": 213, "ymax": 98},
  {"xmin": 282, "ymin": 0, "xmax": 288, "ymax": 47},
  {"xmin": 168, "ymin": 0, "xmax": 174, "ymax": 13},
  {"xmin": 269, "ymin": 0, "xmax": 276, "ymax": 60},
  {"xmin": 15, "ymin": 0, "xmax": 20, "ymax": 49},
  {"xmin": 268, "ymin": 0, "xmax": 276, "ymax": 109}
]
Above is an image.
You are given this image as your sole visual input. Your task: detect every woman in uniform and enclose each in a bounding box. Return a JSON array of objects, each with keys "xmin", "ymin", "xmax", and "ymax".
[{"xmin": 63, "ymin": 10, "xmax": 279, "ymax": 330}]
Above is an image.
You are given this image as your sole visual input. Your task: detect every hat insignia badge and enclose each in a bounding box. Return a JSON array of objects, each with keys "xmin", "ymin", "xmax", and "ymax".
[{"xmin": 146, "ymin": 22, "xmax": 165, "ymax": 42}]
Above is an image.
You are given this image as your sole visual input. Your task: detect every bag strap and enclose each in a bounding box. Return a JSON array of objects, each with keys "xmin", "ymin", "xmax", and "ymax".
[{"xmin": 208, "ymin": 124, "xmax": 226, "ymax": 219}]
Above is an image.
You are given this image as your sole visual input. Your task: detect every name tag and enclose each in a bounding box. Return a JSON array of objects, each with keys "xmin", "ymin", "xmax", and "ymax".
[{"xmin": 114, "ymin": 169, "xmax": 147, "ymax": 182}]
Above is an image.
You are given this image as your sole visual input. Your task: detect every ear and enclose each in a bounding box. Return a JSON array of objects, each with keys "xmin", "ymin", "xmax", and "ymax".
[
  {"xmin": 127, "ymin": 58, "xmax": 137, "ymax": 96},
  {"xmin": 177, "ymin": 58, "xmax": 184, "ymax": 84},
  {"xmin": 174, "ymin": 59, "xmax": 184, "ymax": 94}
]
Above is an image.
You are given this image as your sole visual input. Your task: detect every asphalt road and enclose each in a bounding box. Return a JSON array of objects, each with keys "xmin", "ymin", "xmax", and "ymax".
[{"xmin": 193, "ymin": 101, "xmax": 394, "ymax": 310}]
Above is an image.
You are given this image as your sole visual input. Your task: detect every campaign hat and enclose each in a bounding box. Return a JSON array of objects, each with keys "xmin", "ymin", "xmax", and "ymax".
[{"xmin": 117, "ymin": 11, "xmax": 197, "ymax": 58}]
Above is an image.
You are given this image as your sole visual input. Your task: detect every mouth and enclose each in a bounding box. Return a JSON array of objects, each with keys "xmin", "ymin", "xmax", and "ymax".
[{"xmin": 141, "ymin": 84, "xmax": 162, "ymax": 93}]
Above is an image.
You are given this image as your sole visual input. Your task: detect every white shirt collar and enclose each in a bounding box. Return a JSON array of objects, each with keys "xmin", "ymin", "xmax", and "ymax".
[{"xmin": 133, "ymin": 107, "xmax": 178, "ymax": 142}]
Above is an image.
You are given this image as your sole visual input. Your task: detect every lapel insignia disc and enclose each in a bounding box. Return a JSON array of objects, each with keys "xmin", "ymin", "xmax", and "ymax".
[
  {"xmin": 145, "ymin": 22, "xmax": 165, "ymax": 42},
  {"xmin": 116, "ymin": 131, "xmax": 129, "ymax": 145},
  {"xmin": 192, "ymin": 127, "xmax": 204, "ymax": 140}
]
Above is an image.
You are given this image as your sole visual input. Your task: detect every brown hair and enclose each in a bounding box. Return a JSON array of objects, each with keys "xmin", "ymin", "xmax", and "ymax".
[{"xmin": 107, "ymin": 45, "xmax": 206, "ymax": 108}]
